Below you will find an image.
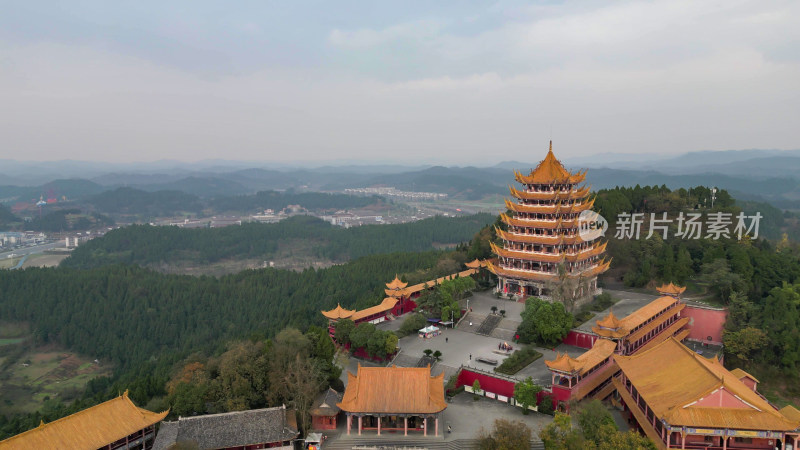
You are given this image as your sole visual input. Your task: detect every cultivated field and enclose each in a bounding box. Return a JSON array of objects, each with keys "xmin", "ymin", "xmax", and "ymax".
[{"xmin": 0, "ymin": 323, "xmax": 111, "ymax": 414}]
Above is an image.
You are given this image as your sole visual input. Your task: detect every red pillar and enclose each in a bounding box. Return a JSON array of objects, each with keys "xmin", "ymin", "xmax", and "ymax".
[
  {"xmin": 347, "ymin": 415, "xmax": 351, "ymax": 435},
  {"xmin": 404, "ymin": 416, "xmax": 408, "ymax": 436},
  {"xmin": 435, "ymin": 417, "xmax": 439, "ymax": 437},
  {"xmin": 358, "ymin": 415, "xmax": 362, "ymax": 436},
  {"xmin": 424, "ymin": 417, "xmax": 427, "ymax": 437}
]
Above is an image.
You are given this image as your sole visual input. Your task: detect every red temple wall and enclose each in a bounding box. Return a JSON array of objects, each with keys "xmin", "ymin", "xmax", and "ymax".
[
  {"xmin": 391, "ymin": 298, "xmax": 417, "ymax": 317},
  {"xmin": 312, "ymin": 415, "xmax": 337, "ymax": 430},
  {"xmin": 456, "ymin": 369, "xmax": 515, "ymax": 398},
  {"xmin": 562, "ymin": 331, "xmax": 597, "ymax": 349},
  {"xmin": 549, "ymin": 385, "xmax": 571, "ymax": 404},
  {"xmin": 683, "ymin": 305, "xmax": 727, "ymax": 345},
  {"xmin": 740, "ymin": 377, "xmax": 757, "ymax": 391}
]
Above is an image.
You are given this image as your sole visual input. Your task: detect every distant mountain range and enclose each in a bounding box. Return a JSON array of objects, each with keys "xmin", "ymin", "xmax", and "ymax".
[{"xmin": 2, "ymin": 149, "xmax": 800, "ymax": 208}]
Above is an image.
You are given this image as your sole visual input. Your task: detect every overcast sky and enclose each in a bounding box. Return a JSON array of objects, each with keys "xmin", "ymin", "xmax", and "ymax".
[{"xmin": 1, "ymin": 1, "xmax": 798, "ymax": 165}]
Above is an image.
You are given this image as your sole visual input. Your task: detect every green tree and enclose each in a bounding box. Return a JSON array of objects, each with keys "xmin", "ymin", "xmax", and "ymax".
[
  {"xmin": 513, "ymin": 377, "xmax": 541, "ymax": 414},
  {"xmin": 539, "ymin": 412, "xmax": 585, "ymax": 450},
  {"xmin": 517, "ymin": 297, "xmax": 573, "ymax": 346},
  {"xmin": 723, "ymin": 327, "xmax": 768, "ymax": 362},
  {"xmin": 334, "ymin": 319, "xmax": 355, "ymax": 346},
  {"xmin": 432, "ymin": 350, "xmax": 442, "ymax": 361},
  {"xmin": 575, "ymin": 400, "xmax": 615, "ymax": 444},
  {"xmin": 424, "ymin": 349, "xmax": 433, "ymax": 357},
  {"xmin": 349, "ymin": 323, "xmax": 376, "ymax": 352},
  {"xmin": 594, "ymin": 424, "xmax": 656, "ymax": 450},
  {"xmin": 472, "ymin": 379, "xmax": 481, "ymax": 399},
  {"xmin": 477, "ymin": 419, "xmax": 532, "ymax": 450},
  {"xmin": 384, "ymin": 333, "xmax": 399, "ymax": 356}
]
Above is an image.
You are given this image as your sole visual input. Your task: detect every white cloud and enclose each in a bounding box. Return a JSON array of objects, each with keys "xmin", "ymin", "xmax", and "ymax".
[{"xmin": 1, "ymin": 1, "xmax": 799, "ymax": 164}]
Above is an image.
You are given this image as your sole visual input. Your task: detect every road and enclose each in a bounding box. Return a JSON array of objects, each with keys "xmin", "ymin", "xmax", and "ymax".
[{"xmin": 0, "ymin": 242, "xmax": 62, "ymax": 260}]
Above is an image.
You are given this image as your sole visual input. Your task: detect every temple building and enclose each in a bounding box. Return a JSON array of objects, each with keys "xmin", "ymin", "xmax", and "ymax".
[
  {"xmin": 614, "ymin": 337, "xmax": 800, "ymax": 450},
  {"xmin": 487, "ymin": 142, "xmax": 609, "ymax": 300},
  {"xmin": 0, "ymin": 391, "xmax": 167, "ymax": 450},
  {"xmin": 546, "ymin": 288, "xmax": 691, "ymax": 407},
  {"xmin": 152, "ymin": 405, "xmax": 298, "ymax": 450},
  {"xmin": 338, "ymin": 365, "xmax": 447, "ymax": 437},
  {"xmin": 321, "ymin": 262, "xmax": 486, "ymax": 335},
  {"xmin": 310, "ymin": 388, "xmax": 342, "ymax": 431}
]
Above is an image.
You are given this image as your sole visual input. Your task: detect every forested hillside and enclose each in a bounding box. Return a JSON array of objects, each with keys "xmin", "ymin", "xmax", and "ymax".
[
  {"xmin": 0, "ymin": 248, "xmax": 473, "ymax": 437},
  {"xmin": 0, "ymin": 204, "xmax": 20, "ymax": 228},
  {"xmin": 62, "ymin": 213, "xmax": 495, "ymax": 269}
]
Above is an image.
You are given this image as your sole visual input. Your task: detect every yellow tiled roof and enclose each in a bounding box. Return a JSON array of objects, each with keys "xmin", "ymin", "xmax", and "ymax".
[
  {"xmin": 614, "ymin": 337, "xmax": 800, "ymax": 431},
  {"xmin": 509, "ymin": 185, "xmax": 591, "ymax": 202},
  {"xmin": 337, "ymin": 365, "xmax": 447, "ymax": 414},
  {"xmin": 0, "ymin": 391, "xmax": 168, "ymax": 450},
  {"xmin": 514, "ymin": 142, "xmax": 586, "ymax": 185},
  {"xmin": 620, "ymin": 296, "xmax": 679, "ymax": 331},
  {"xmin": 464, "ymin": 259, "xmax": 487, "ymax": 269},
  {"xmin": 595, "ymin": 310, "xmax": 623, "ymax": 329},
  {"xmin": 656, "ymin": 282, "xmax": 686, "ymax": 296},
  {"xmin": 350, "ymin": 297, "xmax": 398, "ymax": 322},
  {"xmin": 780, "ymin": 405, "xmax": 800, "ymax": 423},
  {"xmin": 385, "ymin": 276, "xmax": 408, "ymax": 290},
  {"xmin": 545, "ymin": 339, "xmax": 617, "ymax": 375},
  {"xmin": 321, "ymin": 303, "xmax": 356, "ymax": 320},
  {"xmin": 730, "ymin": 368, "xmax": 760, "ymax": 383}
]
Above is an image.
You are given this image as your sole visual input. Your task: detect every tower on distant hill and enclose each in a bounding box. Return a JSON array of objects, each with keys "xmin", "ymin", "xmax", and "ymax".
[{"xmin": 487, "ymin": 141, "xmax": 609, "ymax": 302}]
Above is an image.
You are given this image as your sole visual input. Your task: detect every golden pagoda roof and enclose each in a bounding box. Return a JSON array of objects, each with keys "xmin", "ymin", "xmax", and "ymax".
[
  {"xmin": 0, "ymin": 391, "xmax": 168, "ymax": 450},
  {"xmin": 465, "ymin": 259, "xmax": 487, "ymax": 269},
  {"xmin": 508, "ymin": 185, "xmax": 591, "ymax": 202},
  {"xmin": 386, "ymin": 275, "xmax": 408, "ymax": 290},
  {"xmin": 545, "ymin": 339, "xmax": 617, "ymax": 375},
  {"xmin": 656, "ymin": 282, "xmax": 686, "ymax": 296},
  {"xmin": 491, "ymin": 242, "xmax": 565, "ymax": 263},
  {"xmin": 503, "ymin": 198, "xmax": 596, "ymax": 215},
  {"xmin": 384, "ymin": 268, "xmax": 479, "ymax": 298},
  {"xmin": 321, "ymin": 303, "xmax": 356, "ymax": 320},
  {"xmin": 495, "ymin": 228, "xmax": 582, "ymax": 245},
  {"xmin": 500, "ymin": 213, "xmax": 576, "ymax": 230},
  {"xmin": 595, "ymin": 310, "xmax": 623, "ymax": 329},
  {"xmin": 487, "ymin": 259, "xmax": 610, "ymax": 282},
  {"xmin": 514, "ymin": 142, "xmax": 587, "ymax": 185},
  {"xmin": 564, "ymin": 242, "xmax": 607, "ymax": 262},
  {"xmin": 338, "ymin": 365, "xmax": 447, "ymax": 414},
  {"xmin": 614, "ymin": 337, "xmax": 800, "ymax": 431}
]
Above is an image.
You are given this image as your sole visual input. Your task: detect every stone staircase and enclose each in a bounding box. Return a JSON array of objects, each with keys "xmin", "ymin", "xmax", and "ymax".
[
  {"xmin": 476, "ymin": 314, "xmax": 502, "ymax": 336},
  {"xmin": 320, "ymin": 436, "xmax": 544, "ymax": 450}
]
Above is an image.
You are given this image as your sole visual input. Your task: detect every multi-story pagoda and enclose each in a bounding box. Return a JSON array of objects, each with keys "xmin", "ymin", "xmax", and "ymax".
[{"xmin": 488, "ymin": 141, "xmax": 609, "ymax": 300}]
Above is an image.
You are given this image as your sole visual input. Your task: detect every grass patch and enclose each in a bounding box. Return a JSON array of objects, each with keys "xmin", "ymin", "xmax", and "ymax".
[
  {"xmin": 587, "ymin": 293, "xmax": 618, "ymax": 312},
  {"xmin": 0, "ymin": 338, "xmax": 25, "ymax": 347},
  {"xmin": 494, "ymin": 346, "xmax": 542, "ymax": 375},
  {"xmin": 573, "ymin": 311, "xmax": 595, "ymax": 328}
]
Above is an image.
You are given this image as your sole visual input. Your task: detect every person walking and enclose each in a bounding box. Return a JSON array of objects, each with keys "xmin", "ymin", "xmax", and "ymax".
[{"xmin": 445, "ymin": 337, "xmax": 448, "ymax": 343}]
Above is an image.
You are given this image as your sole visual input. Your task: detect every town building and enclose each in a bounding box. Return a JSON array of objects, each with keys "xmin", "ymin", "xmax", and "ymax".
[
  {"xmin": 152, "ymin": 405, "xmax": 298, "ymax": 450},
  {"xmin": 614, "ymin": 337, "xmax": 800, "ymax": 450},
  {"xmin": 0, "ymin": 391, "xmax": 167, "ymax": 450},
  {"xmin": 487, "ymin": 142, "xmax": 609, "ymax": 300},
  {"xmin": 338, "ymin": 365, "xmax": 447, "ymax": 437}
]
